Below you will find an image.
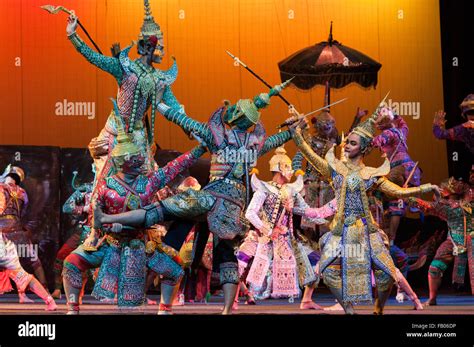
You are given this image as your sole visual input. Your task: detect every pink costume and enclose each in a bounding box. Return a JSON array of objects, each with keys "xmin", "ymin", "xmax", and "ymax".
[
  {"xmin": 0, "ymin": 182, "xmax": 55, "ymax": 309},
  {"xmin": 237, "ymin": 174, "xmax": 337, "ymax": 300}
]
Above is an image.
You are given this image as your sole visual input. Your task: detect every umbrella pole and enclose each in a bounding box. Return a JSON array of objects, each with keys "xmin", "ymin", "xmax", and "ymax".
[{"xmin": 324, "ymin": 81, "xmax": 331, "ymax": 110}]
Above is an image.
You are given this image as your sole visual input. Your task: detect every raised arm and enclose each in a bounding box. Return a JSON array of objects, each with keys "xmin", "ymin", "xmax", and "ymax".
[
  {"xmin": 376, "ymin": 176, "xmax": 436, "ymax": 199},
  {"xmin": 432, "ymin": 110, "xmax": 468, "ymax": 142},
  {"xmin": 67, "ymin": 16, "xmax": 122, "ymax": 83},
  {"xmin": 394, "ymin": 114, "xmax": 409, "ymax": 138},
  {"xmin": 156, "ymin": 103, "xmax": 213, "ymax": 146},
  {"xmin": 259, "ymin": 130, "xmax": 292, "ymax": 156},
  {"xmin": 291, "ymin": 127, "xmax": 331, "ymax": 179},
  {"xmin": 292, "ymin": 151, "xmax": 304, "ymax": 172},
  {"xmin": 150, "ymin": 145, "xmax": 207, "ymax": 191},
  {"xmin": 161, "ymin": 85, "xmax": 181, "ymax": 110}
]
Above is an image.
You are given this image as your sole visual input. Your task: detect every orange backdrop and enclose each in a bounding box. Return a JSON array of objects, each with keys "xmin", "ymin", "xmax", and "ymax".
[{"xmin": 0, "ymin": 0, "xmax": 447, "ymax": 183}]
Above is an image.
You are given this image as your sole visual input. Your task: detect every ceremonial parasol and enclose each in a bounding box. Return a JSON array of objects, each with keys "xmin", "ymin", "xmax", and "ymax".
[{"xmin": 278, "ymin": 22, "xmax": 382, "ymax": 104}]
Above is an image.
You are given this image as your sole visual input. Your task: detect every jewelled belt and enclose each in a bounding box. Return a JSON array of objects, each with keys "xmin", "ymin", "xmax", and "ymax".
[{"xmin": 105, "ymin": 233, "xmax": 144, "ymax": 247}]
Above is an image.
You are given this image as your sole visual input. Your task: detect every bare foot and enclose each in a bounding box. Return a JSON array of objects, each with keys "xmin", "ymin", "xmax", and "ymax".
[
  {"xmin": 300, "ymin": 301, "xmax": 323, "ymax": 310},
  {"xmin": 19, "ymin": 292, "xmax": 34, "ymax": 304},
  {"xmin": 147, "ymin": 297, "xmax": 158, "ymax": 305},
  {"xmin": 413, "ymin": 299, "xmax": 424, "ymax": 310},
  {"xmin": 424, "ymin": 299, "xmax": 437, "ymax": 307},
  {"xmin": 345, "ymin": 303, "xmax": 355, "ymax": 315},
  {"xmin": 245, "ymin": 295, "xmax": 256, "ymax": 305},
  {"xmin": 232, "ymin": 300, "xmax": 239, "ymax": 310},
  {"xmin": 323, "ymin": 302, "xmax": 344, "ymax": 311},
  {"xmin": 45, "ymin": 296, "xmax": 57, "ymax": 311}
]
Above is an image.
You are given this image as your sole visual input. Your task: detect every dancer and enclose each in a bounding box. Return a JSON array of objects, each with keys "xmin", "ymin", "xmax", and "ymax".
[
  {"xmin": 237, "ymin": 147, "xmax": 335, "ymax": 309},
  {"xmin": 0, "ymin": 166, "xmax": 57, "ymax": 310},
  {"xmin": 290, "ymin": 103, "xmax": 440, "ymax": 314},
  {"xmin": 62, "ymin": 119, "xmax": 206, "ymax": 314},
  {"xmin": 292, "ymin": 109, "xmax": 338, "ymax": 237},
  {"xmin": 93, "ymin": 81, "xmax": 296, "ymax": 314},
  {"xmin": 52, "ymin": 175, "xmax": 93, "ymax": 299},
  {"xmin": 372, "ymin": 107, "xmax": 422, "ymax": 249},
  {"xmin": 408, "ymin": 177, "xmax": 473, "ymax": 306},
  {"xmin": 432, "ymin": 94, "xmax": 474, "ymax": 154},
  {"xmin": 64, "ymin": 0, "xmax": 182, "ymax": 183}
]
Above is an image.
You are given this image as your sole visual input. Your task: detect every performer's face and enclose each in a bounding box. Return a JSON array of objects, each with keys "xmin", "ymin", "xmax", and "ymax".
[
  {"xmin": 279, "ymin": 163, "xmax": 294, "ymax": 182},
  {"xmin": 120, "ymin": 154, "xmax": 146, "ymax": 176},
  {"xmin": 315, "ymin": 116, "xmax": 335, "ymax": 136},
  {"xmin": 465, "ymin": 110, "xmax": 474, "ymax": 121},
  {"xmin": 152, "ymin": 38, "xmax": 165, "ymax": 64},
  {"xmin": 344, "ymin": 133, "xmax": 362, "ymax": 158},
  {"xmin": 4, "ymin": 177, "xmax": 16, "ymax": 186}
]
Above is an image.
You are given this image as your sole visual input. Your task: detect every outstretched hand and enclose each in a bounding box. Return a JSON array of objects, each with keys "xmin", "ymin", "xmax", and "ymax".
[
  {"xmin": 66, "ymin": 14, "xmax": 78, "ymax": 36},
  {"xmin": 288, "ymin": 117, "xmax": 308, "ymax": 135},
  {"xmin": 433, "ymin": 110, "xmax": 446, "ymax": 126},
  {"xmin": 355, "ymin": 107, "xmax": 368, "ymax": 120}
]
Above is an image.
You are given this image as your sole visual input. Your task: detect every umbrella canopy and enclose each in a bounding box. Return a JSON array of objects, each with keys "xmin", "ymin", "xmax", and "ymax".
[{"xmin": 278, "ymin": 22, "xmax": 382, "ymax": 90}]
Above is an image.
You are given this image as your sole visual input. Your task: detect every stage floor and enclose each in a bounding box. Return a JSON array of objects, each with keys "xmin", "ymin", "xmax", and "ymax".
[{"xmin": 0, "ymin": 293, "xmax": 473, "ymax": 315}]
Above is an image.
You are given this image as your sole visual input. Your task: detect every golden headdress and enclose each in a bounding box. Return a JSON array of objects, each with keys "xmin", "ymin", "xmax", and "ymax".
[{"xmin": 269, "ymin": 146, "xmax": 292, "ymax": 173}]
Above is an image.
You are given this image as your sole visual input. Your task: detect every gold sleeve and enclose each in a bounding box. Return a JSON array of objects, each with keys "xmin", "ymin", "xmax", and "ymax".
[
  {"xmin": 376, "ymin": 177, "xmax": 433, "ymax": 198},
  {"xmin": 292, "ymin": 127, "xmax": 331, "ymax": 179}
]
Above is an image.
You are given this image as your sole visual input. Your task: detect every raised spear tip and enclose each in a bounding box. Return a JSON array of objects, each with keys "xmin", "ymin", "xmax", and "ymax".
[
  {"xmin": 379, "ymin": 91, "xmax": 390, "ymax": 108},
  {"xmin": 281, "ymin": 77, "xmax": 295, "ymax": 87},
  {"xmin": 41, "ymin": 5, "xmax": 72, "ymax": 15}
]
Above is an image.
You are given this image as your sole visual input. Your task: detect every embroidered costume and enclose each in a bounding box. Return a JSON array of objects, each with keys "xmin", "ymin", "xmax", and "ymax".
[
  {"xmin": 67, "ymin": 0, "xmax": 181, "ymax": 184},
  {"xmin": 292, "ymin": 110, "xmax": 337, "ymax": 236},
  {"xmin": 432, "ymin": 94, "xmax": 474, "ymax": 155},
  {"xmin": 409, "ymin": 178, "xmax": 473, "ymax": 301},
  {"xmin": 0, "ymin": 166, "xmax": 56, "ymax": 310},
  {"xmin": 238, "ymin": 172, "xmax": 336, "ymax": 300},
  {"xmin": 292, "ymin": 106, "xmax": 438, "ymax": 311},
  {"xmin": 62, "ymin": 121, "xmax": 205, "ymax": 313}
]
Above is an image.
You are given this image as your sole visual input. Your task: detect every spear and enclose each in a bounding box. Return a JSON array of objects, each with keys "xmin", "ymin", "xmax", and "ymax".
[
  {"xmin": 225, "ymin": 50, "xmax": 294, "ymax": 109},
  {"xmin": 41, "ymin": 5, "xmax": 103, "ymax": 54},
  {"xmin": 276, "ymin": 97, "xmax": 348, "ymax": 129},
  {"xmin": 403, "ymin": 161, "xmax": 419, "ymax": 188}
]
